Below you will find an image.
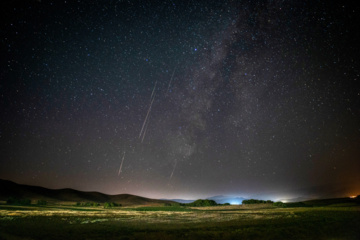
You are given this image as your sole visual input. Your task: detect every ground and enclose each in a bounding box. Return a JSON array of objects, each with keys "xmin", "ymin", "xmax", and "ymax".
[{"xmin": 0, "ymin": 204, "xmax": 359, "ymax": 240}]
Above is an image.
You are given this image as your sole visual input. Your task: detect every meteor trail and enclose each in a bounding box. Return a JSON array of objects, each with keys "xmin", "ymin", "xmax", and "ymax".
[
  {"xmin": 141, "ymin": 115, "xmax": 150, "ymax": 143},
  {"xmin": 151, "ymin": 81, "xmax": 157, "ymax": 99},
  {"xmin": 139, "ymin": 80, "xmax": 157, "ymax": 140},
  {"xmin": 117, "ymin": 151, "xmax": 126, "ymax": 176},
  {"xmin": 167, "ymin": 67, "xmax": 177, "ymax": 92},
  {"xmin": 169, "ymin": 159, "xmax": 177, "ymax": 180},
  {"xmin": 139, "ymin": 93, "xmax": 155, "ymax": 139}
]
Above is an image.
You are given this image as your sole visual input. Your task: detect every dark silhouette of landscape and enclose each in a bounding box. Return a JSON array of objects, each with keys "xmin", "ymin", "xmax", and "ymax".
[
  {"xmin": 1, "ymin": 178, "xmax": 359, "ymax": 207},
  {"xmin": 1, "ymin": 178, "xmax": 359, "ymax": 240},
  {"xmin": 0, "ymin": 179, "xmax": 175, "ymax": 206}
]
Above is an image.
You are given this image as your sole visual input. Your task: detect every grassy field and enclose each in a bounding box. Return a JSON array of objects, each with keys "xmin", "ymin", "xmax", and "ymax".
[{"xmin": 0, "ymin": 204, "xmax": 359, "ymax": 240}]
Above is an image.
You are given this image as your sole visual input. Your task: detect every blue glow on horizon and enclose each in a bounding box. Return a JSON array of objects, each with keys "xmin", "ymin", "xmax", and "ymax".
[{"xmin": 230, "ymin": 200, "xmax": 243, "ymax": 205}]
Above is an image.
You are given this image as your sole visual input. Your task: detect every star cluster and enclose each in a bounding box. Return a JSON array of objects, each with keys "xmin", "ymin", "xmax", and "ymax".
[{"xmin": 1, "ymin": 0, "xmax": 359, "ymax": 199}]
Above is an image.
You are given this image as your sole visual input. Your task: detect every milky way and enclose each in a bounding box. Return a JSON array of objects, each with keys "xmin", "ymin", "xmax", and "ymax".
[{"xmin": 1, "ymin": 0, "xmax": 359, "ymax": 200}]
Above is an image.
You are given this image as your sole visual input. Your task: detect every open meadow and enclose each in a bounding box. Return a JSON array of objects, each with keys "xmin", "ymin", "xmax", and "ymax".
[
  {"xmin": 1, "ymin": 203, "xmax": 359, "ymax": 240},
  {"xmin": 2, "ymin": 1, "xmax": 360, "ymax": 239}
]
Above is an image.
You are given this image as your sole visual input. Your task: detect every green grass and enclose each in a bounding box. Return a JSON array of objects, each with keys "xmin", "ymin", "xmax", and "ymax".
[
  {"xmin": 0, "ymin": 204, "xmax": 104, "ymax": 212},
  {"xmin": 0, "ymin": 204, "xmax": 359, "ymax": 240},
  {"xmin": 128, "ymin": 206, "xmax": 196, "ymax": 212}
]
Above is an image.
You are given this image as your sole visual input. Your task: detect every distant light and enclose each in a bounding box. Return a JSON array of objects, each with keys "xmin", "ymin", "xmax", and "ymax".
[
  {"xmin": 349, "ymin": 196, "xmax": 356, "ymax": 199},
  {"xmin": 194, "ymin": 48, "xmax": 197, "ymax": 51}
]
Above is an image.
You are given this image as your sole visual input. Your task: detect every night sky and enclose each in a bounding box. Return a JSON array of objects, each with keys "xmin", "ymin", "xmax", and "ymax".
[{"xmin": 1, "ymin": 0, "xmax": 359, "ymax": 201}]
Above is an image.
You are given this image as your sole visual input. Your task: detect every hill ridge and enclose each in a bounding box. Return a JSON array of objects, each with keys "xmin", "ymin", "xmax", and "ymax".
[{"xmin": 0, "ymin": 179, "xmax": 174, "ymax": 206}]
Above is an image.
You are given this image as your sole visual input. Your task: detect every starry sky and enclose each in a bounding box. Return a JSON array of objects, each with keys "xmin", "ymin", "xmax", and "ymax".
[{"xmin": 1, "ymin": 0, "xmax": 359, "ymax": 200}]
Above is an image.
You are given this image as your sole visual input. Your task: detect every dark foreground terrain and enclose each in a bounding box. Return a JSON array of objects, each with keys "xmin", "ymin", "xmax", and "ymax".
[{"xmin": 1, "ymin": 203, "xmax": 359, "ymax": 240}]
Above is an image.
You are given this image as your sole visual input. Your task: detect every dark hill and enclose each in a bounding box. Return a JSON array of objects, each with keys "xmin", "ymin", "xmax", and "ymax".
[
  {"xmin": 0, "ymin": 179, "xmax": 174, "ymax": 206},
  {"xmin": 302, "ymin": 197, "xmax": 360, "ymax": 207}
]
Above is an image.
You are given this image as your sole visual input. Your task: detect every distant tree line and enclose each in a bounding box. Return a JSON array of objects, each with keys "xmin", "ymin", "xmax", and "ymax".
[
  {"xmin": 76, "ymin": 202, "xmax": 101, "ymax": 207},
  {"xmin": 185, "ymin": 199, "xmax": 218, "ymax": 207},
  {"xmin": 273, "ymin": 201, "xmax": 286, "ymax": 207},
  {"xmin": 178, "ymin": 199, "xmax": 230, "ymax": 207},
  {"xmin": 75, "ymin": 202, "xmax": 121, "ymax": 208},
  {"xmin": 242, "ymin": 199, "xmax": 308, "ymax": 208},
  {"xmin": 242, "ymin": 199, "xmax": 274, "ymax": 204},
  {"xmin": 103, "ymin": 202, "xmax": 121, "ymax": 208}
]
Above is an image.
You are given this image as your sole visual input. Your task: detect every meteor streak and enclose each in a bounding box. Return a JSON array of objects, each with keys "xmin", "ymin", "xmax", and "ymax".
[
  {"xmin": 141, "ymin": 116, "xmax": 150, "ymax": 143},
  {"xmin": 169, "ymin": 159, "xmax": 177, "ymax": 180},
  {"xmin": 139, "ymin": 80, "xmax": 157, "ymax": 140},
  {"xmin": 117, "ymin": 151, "xmax": 126, "ymax": 176},
  {"xmin": 151, "ymin": 81, "xmax": 157, "ymax": 99},
  {"xmin": 139, "ymin": 93, "xmax": 155, "ymax": 139},
  {"xmin": 167, "ymin": 67, "xmax": 177, "ymax": 92}
]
